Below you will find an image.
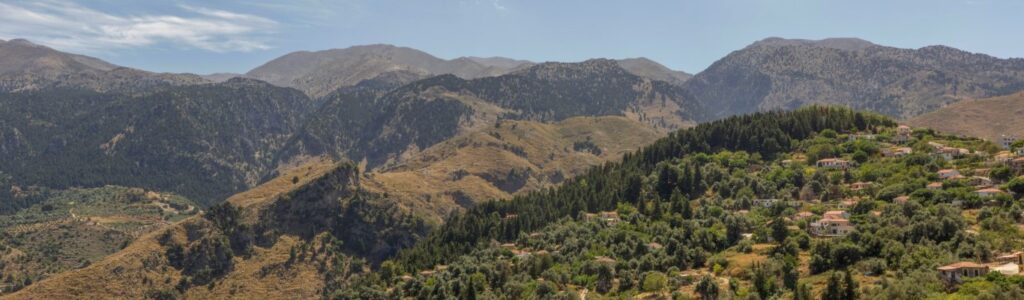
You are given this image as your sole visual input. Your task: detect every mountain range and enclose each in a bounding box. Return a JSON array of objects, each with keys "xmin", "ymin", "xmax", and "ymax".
[
  {"xmin": 3, "ymin": 36, "xmax": 1024, "ymax": 297},
  {"xmin": 685, "ymin": 37, "xmax": 1024, "ymax": 120}
]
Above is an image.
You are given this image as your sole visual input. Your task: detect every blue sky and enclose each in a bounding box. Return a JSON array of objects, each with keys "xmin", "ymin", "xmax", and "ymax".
[{"xmin": 1, "ymin": 0, "xmax": 1021, "ymax": 74}]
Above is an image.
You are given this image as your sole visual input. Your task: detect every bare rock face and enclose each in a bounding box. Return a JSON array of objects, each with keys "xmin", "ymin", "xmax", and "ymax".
[{"xmin": 684, "ymin": 37, "xmax": 1024, "ymax": 120}]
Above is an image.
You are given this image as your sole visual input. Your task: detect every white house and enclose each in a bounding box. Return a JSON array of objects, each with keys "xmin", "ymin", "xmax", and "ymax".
[
  {"xmin": 816, "ymin": 158, "xmax": 852, "ymax": 169},
  {"xmin": 938, "ymin": 262, "xmax": 989, "ymax": 284},
  {"xmin": 1002, "ymin": 135, "xmax": 1017, "ymax": 149},
  {"xmin": 810, "ymin": 211, "xmax": 854, "ymax": 237}
]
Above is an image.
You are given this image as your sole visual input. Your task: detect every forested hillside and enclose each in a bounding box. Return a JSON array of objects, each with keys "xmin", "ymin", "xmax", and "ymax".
[
  {"xmin": 278, "ymin": 59, "xmax": 696, "ymax": 169},
  {"xmin": 0, "ymin": 78, "xmax": 316, "ymax": 206},
  {"xmin": 328, "ymin": 107, "xmax": 1024, "ymax": 299}
]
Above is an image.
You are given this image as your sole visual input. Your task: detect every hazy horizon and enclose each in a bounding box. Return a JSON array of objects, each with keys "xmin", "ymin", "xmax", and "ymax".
[{"xmin": 1, "ymin": 0, "xmax": 1021, "ymax": 74}]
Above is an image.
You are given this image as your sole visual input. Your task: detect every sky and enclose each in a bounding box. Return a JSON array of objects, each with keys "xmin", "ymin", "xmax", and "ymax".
[{"xmin": 0, "ymin": 0, "xmax": 1021, "ymax": 75}]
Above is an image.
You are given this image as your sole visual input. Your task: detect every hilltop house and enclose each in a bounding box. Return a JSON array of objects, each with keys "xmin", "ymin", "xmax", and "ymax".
[
  {"xmin": 1002, "ymin": 135, "xmax": 1017, "ymax": 149},
  {"xmin": 792, "ymin": 211, "xmax": 815, "ymax": 221},
  {"xmin": 938, "ymin": 169, "xmax": 961, "ymax": 180},
  {"xmin": 995, "ymin": 252, "xmax": 1024, "ymax": 265},
  {"xmin": 882, "ymin": 147, "xmax": 913, "ymax": 157},
  {"xmin": 584, "ymin": 211, "xmax": 621, "ymax": 225},
  {"xmin": 895, "ymin": 125, "xmax": 912, "ymax": 143},
  {"xmin": 894, "ymin": 196, "xmax": 910, "ymax": 204},
  {"xmin": 850, "ymin": 182, "xmax": 873, "ymax": 192},
  {"xmin": 810, "ymin": 210, "xmax": 854, "ymax": 237},
  {"xmin": 817, "ymin": 158, "xmax": 852, "ymax": 169},
  {"xmin": 938, "ymin": 262, "xmax": 989, "ymax": 283},
  {"xmin": 976, "ymin": 188, "xmax": 1005, "ymax": 197},
  {"xmin": 936, "ymin": 147, "xmax": 969, "ymax": 160},
  {"xmin": 995, "ymin": 151, "xmax": 1016, "ymax": 163},
  {"xmin": 968, "ymin": 176, "xmax": 993, "ymax": 188},
  {"xmin": 848, "ymin": 132, "xmax": 876, "ymax": 141},
  {"xmin": 927, "ymin": 182, "xmax": 944, "ymax": 190}
]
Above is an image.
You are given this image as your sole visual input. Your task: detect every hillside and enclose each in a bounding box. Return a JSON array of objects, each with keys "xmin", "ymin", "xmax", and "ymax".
[
  {"xmin": 364, "ymin": 116, "xmax": 664, "ymax": 223},
  {"xmin": 617, "ymin": 57, "xmax": 692, "ymax": 86},
  {"xmin": 685, "ymin": 37, "xmax": 1024, "ymax": 120},
  {"xmin": 10, "ymin": 107, "xmax": 1024, "ymax": 299},
  {"xmin": 0, "ymin": 39, "xmax": 205, "ymax": 94},
  {"xmin": 908, "ymin": 92, "xmax": 1024, "ymax": 143},
  {"xmin": 336, "ymin": 107, "xmax": 1024, "ymax": 299},
  {"xmin": 0, "ymin": 186, "xmax": 198, "ymax": 293},
  {"xmin": 0, "ymin": 78, "xmax": 317, "ymax": 205},
  {"xmin": 3, "ymin": 160, "xmax": 428, "ymax": 299},
  {"xmin": 277, "ymin": 59, "xmax": 697, "ymax": 170}
]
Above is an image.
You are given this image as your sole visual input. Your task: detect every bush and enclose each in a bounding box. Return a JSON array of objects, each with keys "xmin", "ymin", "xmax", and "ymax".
[{"xmin": 642, "ymin": 271, "xmax": 668, "ymax": 292}]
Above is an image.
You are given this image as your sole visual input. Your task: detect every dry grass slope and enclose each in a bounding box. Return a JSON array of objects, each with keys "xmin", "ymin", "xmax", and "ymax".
[
  {"xmin": 365, "ymin": 116, "xmax": 665, "ymax": 223},
  {"xmin": 3, "ymin": 160, "xmax": 341, "ymax": 300},
  {"xmin": 908, "ymin": 92, "xmax": 1024, "ymax": 142}
]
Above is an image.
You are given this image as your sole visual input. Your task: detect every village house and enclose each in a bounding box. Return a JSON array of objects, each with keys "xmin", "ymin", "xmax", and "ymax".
[
  {"xmin": 938, "ymin": 169, "xmax": 961, "ymax": 180},
  {"xmin": 995, "ymin": 252, "xmax": 1024, "ymax": 265},
  {"xmin": 938, "ymin": 262, "xmax": 989, "ymax": 284},
  {"xmin": 995, "ymin": 151, "xmax": 1017, "ymax": 163},
  {"xmin": 810, "ymin": 210, "xmax": 854, "ymax": 237},
  {"xmin": 894, "ymin": 196, "xmax": 910, "ymax": 204},
  {"xmin": 849, "ymin": 182, "xmax": 873, "ymax": 192},
  {"xmin": 816, "ymin": 158, "xmax": 853, "ymax": 169},
  {"xmin": 752, "ymin": 198, "xmax": 780, "ymax": 208},
  {"xmin": 976, "ymin": 188, "xmax": 1005, "ymax": 197},
  {"xmin": 584, "ymin": 211, "xmax": 621, "ymax": 225},
  {"xmin": 935, "ymin": 147, "xmax": 969, "ymax": 160},
  {"xmin": 1012, "ymin": 157, "xmax": 1024, "ymax": 170},
  {"xmin": 992, "ymin": 262, "xmax": 1020, "ymax": 276},
  {"xmin": 848, "ymin": 132, "xmax": 876, "ymax": 141},
  {"xmin": 894, "ymin": 125, "xmax": 912, "ymax": 143},
  {"xmin": 792, "ymin": 211, "xmax": 815, "ymax": 221},
  {"xmin": 1002, "ymin": 135, "xmax": 1017, "ymax": 149},
  {"xmin": 882, "ymin": 147, "xmax": 913, "ymax": 158},
  {"xmin": 927, "ymin": 182, "xmax": 944, "ymax": 190},
  {"xmin": 838, "ymin": 198, "xmax": 859, "ymax": 209},
  {"xmin": 968, "ymin": 176, "xmax": 993, "ymax": 188}
]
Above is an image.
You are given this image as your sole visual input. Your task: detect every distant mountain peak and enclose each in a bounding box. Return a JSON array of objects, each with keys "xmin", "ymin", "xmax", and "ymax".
[
  {"xmin": 246, "ymin": 44, "xmax": 525, "ymax": 98},
  {"xmin": 752, "ymin": 37, "xmax": 878, "ymax": 51},
  {"xmin": 615, "ymin": 57, "xmax": 692, "ymax": 85}
]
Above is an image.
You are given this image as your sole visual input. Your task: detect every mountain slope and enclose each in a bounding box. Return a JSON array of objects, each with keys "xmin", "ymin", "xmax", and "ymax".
[
  {"xmin": 4, "ymin": 160, "xmax": 428, "ymax": 299},
  {"xmin": 364, "ymin": 116, "xmax": 663, "ymax": 223},
  {"xmin": 616, "ymin": 57, "xmax": 692, "ymax": 85},
  {"xmin": 0, "ymin": 186, "xmax": 198, "ymax": 293},
  {"xmin": 0, "ymin": 78, "xmax": 316, "ymax": 205},
  {"xmin": 276, "ymin": 59, "xmax": 698, "ymax": 170},
  {"xmin": 685, "ymin": 37, "xmax": 1024, "ymax": 120},
  {"xmin": 908, "ymin": 91, "xmax": 1024, "ymax": 142},
  {"xmin": 246, "ymin": 44, "xmax": 522, "ymax": 98},
  {"xmin": 0, "ymin": 39, "xmax": 205, "ymax": 94}
]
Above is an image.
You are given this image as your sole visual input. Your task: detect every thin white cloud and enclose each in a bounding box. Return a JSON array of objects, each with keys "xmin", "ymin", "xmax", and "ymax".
[
  {"xmin": 492, "ymin": 0, "xmax": 507, "ymax": 11},
  {"xmin": 0, "ymin": 1, "xmax": 277, "ymax": 53}
]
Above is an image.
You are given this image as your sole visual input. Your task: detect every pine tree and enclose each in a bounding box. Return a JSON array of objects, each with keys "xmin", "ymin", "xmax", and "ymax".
[
  {"xmin": 696, "ymin": 274, "xmax": 719, "ymax": 300},
  {"xmin": 842, "ymin": 269, "xmax": 859, "ymax": 300},
  {"xmin": 822, "ymin": 271, "xmax": 843, "ymax": 300}
]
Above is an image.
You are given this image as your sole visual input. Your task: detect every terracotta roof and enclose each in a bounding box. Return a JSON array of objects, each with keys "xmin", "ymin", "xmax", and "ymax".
[{"xmin": 977, "ymin": 188, "xmax": 1004, "ymax": 194}]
